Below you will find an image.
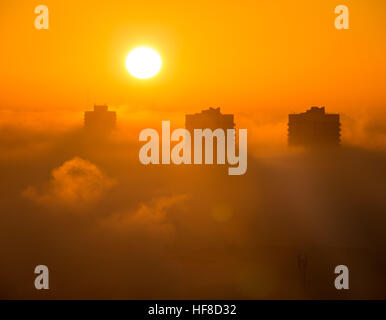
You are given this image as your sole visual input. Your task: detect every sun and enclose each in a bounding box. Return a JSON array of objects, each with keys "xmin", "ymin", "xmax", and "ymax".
[{"xmin": 125, "ymin": 47, "xmax": 162, "ymax": 79}]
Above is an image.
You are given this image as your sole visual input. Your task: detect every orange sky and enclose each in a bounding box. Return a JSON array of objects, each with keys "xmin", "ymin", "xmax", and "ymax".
[
  {"xmin": 0, "ymin": 0, "xmax": 385, "ymax": 145},
  {"xmin": 2, "ymin": 1, "xmax": 386, "ymax": 300}
]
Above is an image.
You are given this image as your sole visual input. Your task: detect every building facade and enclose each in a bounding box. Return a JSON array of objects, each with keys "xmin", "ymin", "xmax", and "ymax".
[
  {"xmin": 84, "ymin": 105, "xmax": 116, "ymax": 133},
  {"xmin": 288, "ymin": 106, "xmax": 341, "ymax": 147},
  {"xmin": 185, "ymin": 107, "xmax": 235, "ymax": 163},
  {"xmin": 185, "ymin": 107, "xmax": 234, "ymax": 131}
]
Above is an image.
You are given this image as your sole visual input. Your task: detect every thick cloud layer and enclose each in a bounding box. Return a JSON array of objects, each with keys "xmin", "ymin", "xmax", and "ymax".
[
  {"xmin": 1, "ymin": 110, "xmax": 386, "ymax": 299},
  {"xmin": 23, "ymin": 157, "xmax": 115, "ymax": 209}
]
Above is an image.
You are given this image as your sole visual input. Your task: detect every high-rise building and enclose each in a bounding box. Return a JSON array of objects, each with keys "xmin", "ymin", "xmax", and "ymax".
[
  {"xmin": 84, "ymin": 105, "xmax": 116, "ymax": 133},
  {"xmin": 185, "ymin": 107, "xmax": 235, "ymax": 163},
  {"xmin": 185, "ymin": 107, "xmax": 234, "ymax": 131},
  {"xmin": 288, "ymin": 106, "xmax": 341, "ymax": 147}
]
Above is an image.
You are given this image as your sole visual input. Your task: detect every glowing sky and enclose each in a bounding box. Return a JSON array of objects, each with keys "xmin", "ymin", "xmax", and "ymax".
[{"xmin": 0, "ymin": 0, "xmax": 385, "ymax": 147}]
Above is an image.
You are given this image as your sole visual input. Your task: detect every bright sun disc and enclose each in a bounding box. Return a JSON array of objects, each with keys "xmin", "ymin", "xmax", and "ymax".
[{"xmin": 125, "ymin": 47, "xmax": 162, "ymax": 79}]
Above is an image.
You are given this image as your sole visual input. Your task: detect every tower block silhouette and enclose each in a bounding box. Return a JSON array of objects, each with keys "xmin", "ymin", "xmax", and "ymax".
[
  {"xmin": 185, "ymin": 107, "xmax": 235, "ymax": 163},
  {"xmin": 288, "ymin": 106, "xmax": 341, "ymax": 147}
]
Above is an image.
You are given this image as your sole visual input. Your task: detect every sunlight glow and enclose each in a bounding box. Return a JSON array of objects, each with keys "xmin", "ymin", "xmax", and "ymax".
[{"xmin": 125, "ymin": 47, "xmax": 162, "ymax": 79}]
